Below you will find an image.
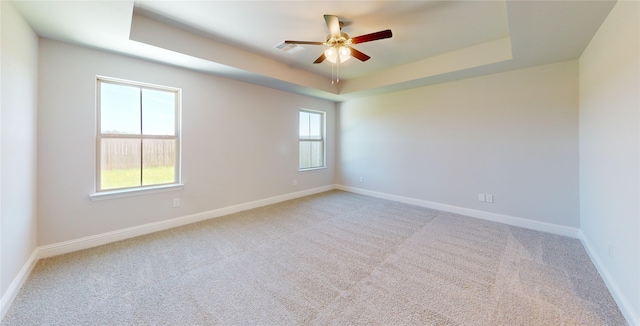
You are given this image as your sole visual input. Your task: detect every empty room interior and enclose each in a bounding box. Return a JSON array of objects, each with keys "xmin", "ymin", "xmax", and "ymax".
[{"xmin": 2, "ymin": 0, "xmax": 639, "ymax": 324}]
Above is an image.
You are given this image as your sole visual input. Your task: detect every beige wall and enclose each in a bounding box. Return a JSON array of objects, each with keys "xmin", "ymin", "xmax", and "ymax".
[
  {"xmin": 337, "ymin": 60, "xmax": 579, "ymax": 227},
  {"xmin": 0, "ymin": 0, "xmax": 39, "ymax": 300},
  {"xmin": 579, "ymin": 0, "xmax": 640, "ymax": 323},
  {"xmin": 36, "ymin": 39, "xmax": 336, "ymax": 246}
]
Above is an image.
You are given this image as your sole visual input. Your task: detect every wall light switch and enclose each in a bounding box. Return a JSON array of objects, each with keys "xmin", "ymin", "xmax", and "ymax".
[
  {"xmin": 486, "ymin": 194, "xmax": 493, "ymax": 203},
  {"xmin": 478, "ymin": 193, "xmax": 486, "ymax": 202}
]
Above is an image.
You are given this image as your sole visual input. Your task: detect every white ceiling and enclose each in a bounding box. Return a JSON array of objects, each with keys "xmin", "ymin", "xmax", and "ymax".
[{"xmin": 12, "ymin": 0, "xmax": 616, "ymax": 102}]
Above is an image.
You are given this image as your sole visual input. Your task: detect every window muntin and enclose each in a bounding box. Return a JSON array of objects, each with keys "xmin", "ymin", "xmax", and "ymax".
[
  {"xmin": 299, "ymin": 110, "xmax": 325, "ymax": 170},
  {"xmin": 96, "ymin": 77, "xmax": 181, "ymax": 192}
]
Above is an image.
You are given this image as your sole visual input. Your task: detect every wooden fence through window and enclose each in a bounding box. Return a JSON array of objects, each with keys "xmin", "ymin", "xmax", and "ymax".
[{"xmin": 101, "ymin": 139, "xmax": 175, "ymax": 170}]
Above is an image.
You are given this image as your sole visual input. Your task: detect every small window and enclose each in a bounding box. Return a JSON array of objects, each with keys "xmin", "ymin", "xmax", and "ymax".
[
  {"xmin": 96, "ymin": 77, "xmax": 181, "ymax": 192},
  {"xmin": 299, "ymin": 109, "xmax": 325, "ymax": 170}
]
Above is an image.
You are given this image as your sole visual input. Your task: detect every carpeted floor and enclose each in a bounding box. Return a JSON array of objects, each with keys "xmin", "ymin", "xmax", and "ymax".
[{"xmin": 2, "ymin": 190, "xmax": 627, "ymax": 325}]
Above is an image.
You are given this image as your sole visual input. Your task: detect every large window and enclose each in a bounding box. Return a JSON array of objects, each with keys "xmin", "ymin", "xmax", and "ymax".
[
  {"xmin": 96, "ymin": 77, "xmax": 181, "ymax": 193},
  {"xmin": 299, "ymin": 109, "xmax": 325, "ymax": 170}
]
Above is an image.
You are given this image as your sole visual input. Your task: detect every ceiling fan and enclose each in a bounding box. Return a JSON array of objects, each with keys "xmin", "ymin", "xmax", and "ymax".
[{"xmin": 284, "ymin": 14, "xmax": 392, "ymax": 65}]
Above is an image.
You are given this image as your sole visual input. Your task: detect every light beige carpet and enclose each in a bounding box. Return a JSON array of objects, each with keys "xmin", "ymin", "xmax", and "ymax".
[{"xmin": 2, "ymin": 190, "xmax": 627, "ymax": 325}]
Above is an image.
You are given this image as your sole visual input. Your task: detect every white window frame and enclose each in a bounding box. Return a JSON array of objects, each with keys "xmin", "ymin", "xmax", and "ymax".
[
  {"xmin": 91, "ymin": 76, "xmax": 182, "ymax": 200},
  {"xmin": 299, "ymin": 109, "xmax": 326, "ymax": 171}
]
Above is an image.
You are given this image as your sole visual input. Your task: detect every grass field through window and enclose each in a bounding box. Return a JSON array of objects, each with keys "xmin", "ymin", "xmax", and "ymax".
[{"xmin": 101, "ymin": 166, "xmax": 175, "ymax": 190}]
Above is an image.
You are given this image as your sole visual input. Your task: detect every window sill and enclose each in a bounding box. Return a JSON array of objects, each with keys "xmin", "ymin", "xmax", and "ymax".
[
  {"xmin": 299, "ymin": 167, "xmax": 327, "ymax": 172},
  {"xmin": 89, "ymin": 184, "xmax": 184, "ymax": 201}
]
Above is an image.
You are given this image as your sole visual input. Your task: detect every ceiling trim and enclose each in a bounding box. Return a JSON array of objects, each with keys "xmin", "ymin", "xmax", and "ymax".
[
  {"xmin": 13, "ymin": 1, "xmax": 615, "ymax": 103},
  {"xmin": 339, "ymin": 37, "xmax": 513, "ymax": 95},
  {"xmin": 130, "ymin": 12, "xmax": 515, "ymax": 102}
]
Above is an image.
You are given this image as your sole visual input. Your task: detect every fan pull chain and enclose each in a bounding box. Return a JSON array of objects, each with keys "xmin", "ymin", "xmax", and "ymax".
[
  {"xmin": 331, "ymin": 61, "xmax": 341, "ymax": 85},
  {"xmin": 331, "ymin": 62, "xmax": 335, "ymax": 85}
]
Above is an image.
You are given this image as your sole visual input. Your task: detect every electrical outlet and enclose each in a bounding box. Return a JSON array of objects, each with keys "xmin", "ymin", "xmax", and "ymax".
[
  {"xmin": 486, "ymin": 194, "xmax": 493, "ymax": 203},
  {"xmin": 293, "ymin": 179, "xmax": 298, "ymax": 186},
  {"xmin": 478, "ymin": 193, "xmax": 486, "ymax": 202},
  {"xmin": 608, "ymin": 243, "xmax": 614, "ymax": 259},
  {"xmin": 173, "ymin": 198, "xmax": 180, "ymax": 208},
  {"xmin": 359, "ymin": 176, "xmax": 364, "ymax": 183}
]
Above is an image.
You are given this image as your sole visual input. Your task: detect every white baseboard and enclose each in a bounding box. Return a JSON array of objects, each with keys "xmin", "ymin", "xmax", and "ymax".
[
  {"xmin": 38, "ymin": 185, "xmax": 334, "ymax": 259},
  {"xmin": 0, "ymin": 250, "xmax": 38, "ymax": 321},
  {"xmin": 4, "ymin": 185, "xmax": 629, "ymax": 324},
  {"xmin": 336, "ymin": 185, "xmax": 639, "ymax": 324},
  {"xmin": 1, "ymin": 185, "xmax": 333, "ymax": 321},
  {"xmin": 579, "ymin": 231, "xmax": 639, "ymax": 326},
  {"xmin": 335, "ymin": 185, "xmax": 580, "ymax": 238}
]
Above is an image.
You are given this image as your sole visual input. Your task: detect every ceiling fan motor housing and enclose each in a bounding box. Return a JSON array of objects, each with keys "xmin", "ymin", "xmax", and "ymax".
[{"xmin": 326, "ymin": 32, "xmax": 352, "ymax": 47}]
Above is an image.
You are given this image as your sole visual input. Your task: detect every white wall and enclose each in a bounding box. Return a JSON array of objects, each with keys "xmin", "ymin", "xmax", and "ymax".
[
  {"xmin": 37, "ymin": 39, "xmax": 335, "ymax": 246},
  {"xmin": 0, "ymin": 0, "xmax": 39, "ymax": 301},
  {"xmin": 337, "ymin": 60, "xmax": 579, "ymax": 227},
  {"xmin": 579, "ymin": 0, "xmax": 640, "ymax": 323}
]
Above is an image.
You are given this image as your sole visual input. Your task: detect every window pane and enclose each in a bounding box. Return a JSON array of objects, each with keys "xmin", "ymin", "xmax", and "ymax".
[
  {"xmin": 100, "ymin": 83, "xmax": 141, "ymax": 135},
  {"xmin": 299, "ymin": 111, "xmax": 310, "ymax": 139},
  {"xmin": 300, "ymin": 141, "xmax": 310, "ymax": 169},
  {"xmin": 142, "ymin": 89, "xmax": 176, "ymax": 136},
  {"xmin": 142, "ymin": 139, "xmax": 176, "ymax": 186},
  {"xmin": 310, "ymin": 140, "xmax": 323, "ymax": 167},
  {"xmin": 309, "ymin": 112, "xmax": 322, "ymax": 138},
  {"xmin": 299, "ymin": 140, "xmax": 323, "ymax": 169},
  {"xmin": 300, "ymin": 111, "xmax": 322, "ymax": 140},
  {"xmin": 100, "ymin": 138, "xmax": 141, "ymax": 190}
]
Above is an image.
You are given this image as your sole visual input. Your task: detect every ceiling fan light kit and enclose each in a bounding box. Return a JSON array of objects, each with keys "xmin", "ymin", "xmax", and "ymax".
[
  {"xmin": 284, "ymin": 14, "xmax": 392, "ymax": 83},
  {"xmin": 324, "ymin": 46, "xmax": 351, "ymax": 64}
]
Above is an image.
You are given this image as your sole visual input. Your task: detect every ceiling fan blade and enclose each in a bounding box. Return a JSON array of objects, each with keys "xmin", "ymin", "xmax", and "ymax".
[
  {"xmin": 351, "ymin": 29, "xmax": 393, "ymax": 44},
  {"xmin": 284, "ymin": 40, "xmax": 325, "ymax": 45},
  {"xmin": 349, "ymin": 47, "xmax": 371, "ymax": 62},
  {"xmin": 324, "ymin": 14, "xmax": 341, "ymax": 38},
  {"xmin": 313, "ymin": 53, "xmax": 326, "ymax": 64}
]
